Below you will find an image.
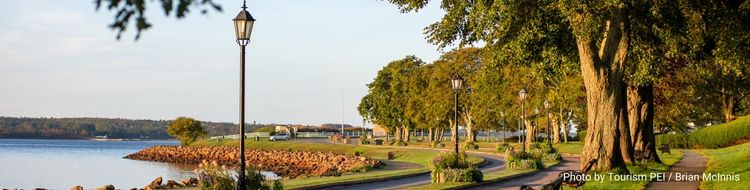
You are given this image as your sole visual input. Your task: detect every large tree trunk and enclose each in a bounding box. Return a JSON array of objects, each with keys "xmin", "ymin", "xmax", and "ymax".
[
  {"xmin": 552, "ymin": 115, "xmax": 560, "ymax": 144},
  {"xmin": 449, "ymin": 120, "xmax": 456, "ymax": 143},
  {"xmin": 575, "ymin": 8, "xmax": 631, "ymax": 172},
  {"xmin": 403, "ymin": 126, "xmax": 411, "ymax": 142},
  {"xmin": 394, "ymin": 126, "xmax": 402, "ymax": 142},
  {"xmin": 524, "ymin": 120, "xmax": 535, "ymax": 150},
  {"xmin": 628, "ymin": 84, "xmax": 661, "ymax": 163},
  {"xmin": 428, "ymin": 128, "xmax": 435, "ymax": 142},
  {"xmin": 721, "ymin": 91, "xmax": 736, "ymax": 122}
]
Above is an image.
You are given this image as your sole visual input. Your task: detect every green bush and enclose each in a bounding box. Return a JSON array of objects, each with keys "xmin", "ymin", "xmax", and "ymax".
[
  {"xmin": 358, "ymin": 137, "xmax": 370, "ymax": 145},
  {"xmin": 496, "ymin": 143, "xmax": 512, "ymax": 153},
  {"xmin": 393, "ymin": 141, "xmax": 408, "ymax": 146},
  {"xmin": 196, "ymin": 160, "xmax": 282, "ymax": 190},
  {"xmin": 505, "ymin": 150, "xmax": 544, "ymax": 169},
  {"xmin": 269, "ymin": 131, "xmax": 277, "ymax": 136},
  {"xmin": 433, "ymin": 168, "xmax": 483, "ymax": 183},
  {"xmin": 430, "ymin": 151, "xmax": 483, "ymax": 183},
  {"xmin": 197, "ymin": 160, "xmax": 236, "ymax": 190},
  {"xmin": 463, "ymin": 142, "xmax": 479, "ymax": 150},
  {"xmin": 689, "ymin": 116, "xmax": 750, "ymax": 148},
  {"xmin": 656, "ymin": 134, "xmax": 691, "ymax": 148}
]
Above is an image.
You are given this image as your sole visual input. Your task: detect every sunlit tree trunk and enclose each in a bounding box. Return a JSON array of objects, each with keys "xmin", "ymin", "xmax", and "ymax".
[
  {"xmin": 552, "ymin": 115, "xmax": 560, "ymax": 144},
  {"xmin": 721, "ymin": 88, "xmax": 736, "ymax": 122},
  {"xmin": 464, "ymin": 113, "xmax": 476, "ymax": 142},
  {"xmin": 628, "ymin": 84, "xmax": 660, "ymax": 162},
  {"xmin": 524, "ymin": 120, "xmax": 535, "ymax": 150},
  {"xmin": 574, "ymin": 9, "xmax": 631, "ymax": 172}
]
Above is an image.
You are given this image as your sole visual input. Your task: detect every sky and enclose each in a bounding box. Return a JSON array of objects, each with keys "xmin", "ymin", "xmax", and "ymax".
[{"xmin": 0, "ymin": 0, "xmax": 446, "ymax": 126}]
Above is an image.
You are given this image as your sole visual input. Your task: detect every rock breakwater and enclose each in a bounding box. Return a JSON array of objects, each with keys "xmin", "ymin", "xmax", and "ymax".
[{"xmin": 125, "ymin": 146, "xmax": 384, "ymax": 178}]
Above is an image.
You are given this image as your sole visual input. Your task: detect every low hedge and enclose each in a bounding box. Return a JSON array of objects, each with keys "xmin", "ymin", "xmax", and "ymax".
[
  {"xmin": 656, "ymin": 116, "xmax": 750, "ymax": 149},
  {"xmin": 430, "ymin": 151, "xmax": 483, "ymax": 183},
  {"xmin": 656, "ymin": 134, "xmax": 691, "ymax": 148},
  {"xmin": 689, "ymin": 116, "xmax": 750, "ymax": 148}
]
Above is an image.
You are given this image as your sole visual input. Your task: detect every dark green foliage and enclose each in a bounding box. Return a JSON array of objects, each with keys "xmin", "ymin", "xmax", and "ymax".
[
  {"xmin": 496, "ymin": 143, "xmax": 512, "ymax": 153},
  {"xmin": 167, "ymin": 117, "xmax": 207, "ymax": 146},
  {"xmin": 241, "ymin": 168, "xmax": 283, "ymax": 190},
  {"xmin": 505, "ymin": 150, "xmax": 544, "ymax": 169},
  {"xmin": 0, "ymin": 116, "xmax": 269, "ymax": 139},
  {"xmin": 94, "ymin": 0, "xmax": 222, "ymax": 40},
  {"xmin": 393, "ymin": 141, "xmax": 408, "ymax": 146},
  {"xmin": 655, "ymin": 134, "xmax": 691, "ymax": 148},
  {"xmin": 463, "ymin": 142, "xmax": 479, "ymax": 150}
]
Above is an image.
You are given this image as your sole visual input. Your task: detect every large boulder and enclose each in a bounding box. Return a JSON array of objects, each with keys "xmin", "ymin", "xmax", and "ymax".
[{"xmin": 146, "ymin": 176, "xmax": 162, "ymax": 189}]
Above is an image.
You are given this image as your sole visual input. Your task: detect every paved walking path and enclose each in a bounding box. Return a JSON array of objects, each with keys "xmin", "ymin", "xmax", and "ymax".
[
  {"xmin": 646, "ymin": 150, "xmax": 707, "ymax": 190},
  {"xmin": 468, "ymin": 155, "xmax": 581, "ymax": 190}
]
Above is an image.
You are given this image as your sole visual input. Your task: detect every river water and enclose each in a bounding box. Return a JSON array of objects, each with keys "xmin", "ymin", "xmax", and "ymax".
[{"xmin": 0, "ymin": 139, "xmax": 197, "ymax": 189}]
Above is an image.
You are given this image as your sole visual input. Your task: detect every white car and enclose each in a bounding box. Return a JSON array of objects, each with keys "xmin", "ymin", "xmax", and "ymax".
[{"xmin": 269, "ymin": 133, "xmax": 289, "ymax": 141}]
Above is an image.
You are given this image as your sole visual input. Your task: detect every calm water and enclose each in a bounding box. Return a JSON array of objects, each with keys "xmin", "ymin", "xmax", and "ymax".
[{"xmin": 0, "ymin": 139, "xmax": 196, "ymax": 189}]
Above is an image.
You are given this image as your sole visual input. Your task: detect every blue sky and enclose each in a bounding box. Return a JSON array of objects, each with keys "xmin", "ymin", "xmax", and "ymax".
[{"xmin": 0, "ymin": 0, "xmax": 445, "ymax": 125}]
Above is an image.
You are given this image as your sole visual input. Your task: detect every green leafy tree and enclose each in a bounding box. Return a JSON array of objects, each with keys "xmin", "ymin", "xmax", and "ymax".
[
  {"xmin": 94, "ymin": 0, "xmax": 223, "ymax": 40},
  {"xmin": 168, "ymin": 117, "xmax": 207, "ymax": 145},
  {"xmin": 382, "ymin": 0, "xmax": 704, "ymax": 171}
]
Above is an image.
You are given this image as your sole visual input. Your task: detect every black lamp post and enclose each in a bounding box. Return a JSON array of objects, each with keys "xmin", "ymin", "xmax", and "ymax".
[
  {"xmin": 451, "ymin": 73, "xmax": 463, "ymax": 155},
  {"xmin": 518, "ymin": 89, "xmax": 527, "ymax": 152},
  {"xmin": 233, "ymin": 1, "xmax": 255, "ymax": 189},
  {"xmin": 544, "ymin": 100, "xmax": 551, "ymax": 145}
]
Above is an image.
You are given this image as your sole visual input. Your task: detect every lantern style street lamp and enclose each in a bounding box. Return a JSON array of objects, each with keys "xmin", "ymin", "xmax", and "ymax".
[
  {"xmin": 544, "ymin": 100, "xmax": 551, "ymax": 145},
  {"xmin": 233, "ymin": 1, "xmax": 255, "ymax": 189},
  {"xmin": 451, "ymin": 73, "xmax": 463, "ymax": 155},
  {"xmin": 518, "ymin": 89, "xmax": 527, "ymax": 152}
]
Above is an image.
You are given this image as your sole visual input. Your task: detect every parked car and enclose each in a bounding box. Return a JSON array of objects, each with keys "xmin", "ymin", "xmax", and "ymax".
[{"xmin": 269, "ymin": 133, "xmax": 289, "ymax": 141}]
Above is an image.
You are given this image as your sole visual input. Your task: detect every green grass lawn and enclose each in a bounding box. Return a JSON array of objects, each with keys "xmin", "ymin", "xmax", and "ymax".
[
  {"xmin": 697, "ymin": 142, "xmax": 750, "ymax": 190},
  {"xmin": 192, "ymin": 138, "xmax": 485, "ymax": 189},
  {"xmin": 553, "ymin": 141, "xmax": 584, "ymax": 155}
]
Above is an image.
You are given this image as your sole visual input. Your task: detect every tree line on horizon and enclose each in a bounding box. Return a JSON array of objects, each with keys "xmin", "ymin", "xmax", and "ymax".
[{"xmin": 0, "ymin": 117, "xmax": 316, "ymax": 139}]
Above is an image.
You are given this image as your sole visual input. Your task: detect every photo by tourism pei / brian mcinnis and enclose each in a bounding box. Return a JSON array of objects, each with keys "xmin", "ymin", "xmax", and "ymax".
[{"xmin": 1, "ymin": 0, "xmax": 749, "ymax": 190}]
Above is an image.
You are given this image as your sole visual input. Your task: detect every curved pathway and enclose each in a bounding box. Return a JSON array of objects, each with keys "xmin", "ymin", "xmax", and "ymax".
[
  {"xmin": 304, "ymin": 139, "xmax": 505, "ymax": 190},
  {"xmin": 468, "ymin": 155, "xmax": 580, "ymax": 190},
  {"xmin": 646, "ymin": 150, "xmax": 707, "ymax": 190}
]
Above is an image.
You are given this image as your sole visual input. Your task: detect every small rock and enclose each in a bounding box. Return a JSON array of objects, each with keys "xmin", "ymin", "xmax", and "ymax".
[
  {"xmin": 70, "ymin": 186, "xmax": 84, "ymax": 190},
  {"xmin": 95, "ymin": 185, "xmax": 115, "ymax": 190},
  {"xmin": 147, "ymin": 176, "xmax": 162, "ymax": 188}
]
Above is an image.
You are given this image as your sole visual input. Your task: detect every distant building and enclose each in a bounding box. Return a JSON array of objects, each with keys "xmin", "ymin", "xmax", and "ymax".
[
  {"xmin": 275, "ymin": 125, "xmax": 291, "ymax": 134},
  {"xmin": 372, "ymin": 124, "xmax": 388, "ymax": 137}
]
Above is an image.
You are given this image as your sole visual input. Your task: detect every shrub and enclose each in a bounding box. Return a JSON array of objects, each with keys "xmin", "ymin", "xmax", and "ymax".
[
  {"xmin": 358, "ymin": 137, "xmax": 370, "ymax": 145},
  {"xmin": 505, "ymin": 150, "xmax": 544, "ymax": 169},
  {"xmin": 393, "ymin": 141, "xmax": 408, "ymax": 146},
  {"xmin": 196, "ymin": 160, "xmax": 283, "ymax": 190},
  {"xmin": 269, "ymin": 131, "xmax": 277, "ymax": 136},
  {"xmin": 463, "ymin": 142, "xmax": 479, "ymax": 150},
  {"xmin": 656, "ymin": 134, "xmax": 691, "ymax": 148},
  {"xmin": 196, "ymin": 160, "xmax": 236, "ymax": 190},
  {"xmin": 496, "ymin": 143, "xmax": 512, "ymax": 153},
  {"xmin": 433, "ymin": 168, "xmax": 483, "ymax": 183},
  {"xmin": 430, "ymin": 151, "xmax": 483, "ymax": 183}
]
